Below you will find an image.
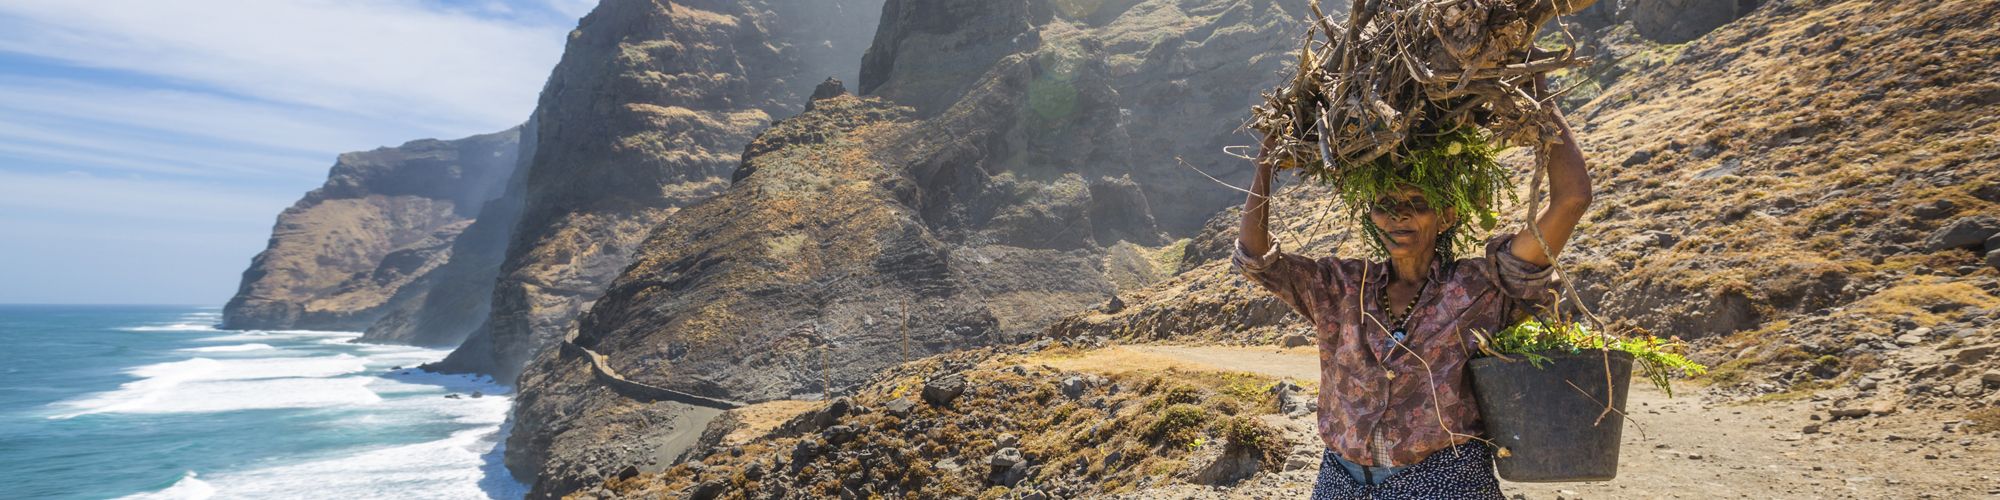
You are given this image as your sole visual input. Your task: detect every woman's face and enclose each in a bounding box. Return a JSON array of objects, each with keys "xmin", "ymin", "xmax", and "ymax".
[{"xmin": 1368, "ymin": 186, "xmax": 1457, "ymax": 260}]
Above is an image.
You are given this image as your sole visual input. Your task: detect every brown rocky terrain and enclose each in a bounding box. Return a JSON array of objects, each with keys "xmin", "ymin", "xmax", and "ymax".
[
  {"xmin": 559, "ymin": 0, "xmax": 2000, "ymax": 496},
  {"xmin": 222, "ymin": 127, "xmax": 520, "ymax": 332},
  {"xmin": 425, "ymin": 0, "xmax": 889, "ymax": 379},
  {"xmin": 502, "ymin": 0, "xmax": 1344, "ymax": 496},
  {"xmin": 592, "ymin": 342, "xmax": 2000, "ymax": 499},
  {"xmin": 218, "ymin": 0, "xmax": 2000, "ymax": 497}
]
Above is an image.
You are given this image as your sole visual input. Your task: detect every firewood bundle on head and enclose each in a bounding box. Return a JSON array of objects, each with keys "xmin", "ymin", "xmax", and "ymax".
[{"xmin": 1251, "ymin": 0, "xmax": 1594, "ymax": 255}]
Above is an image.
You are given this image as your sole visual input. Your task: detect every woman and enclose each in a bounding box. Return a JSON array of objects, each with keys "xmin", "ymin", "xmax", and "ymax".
[{"xmin": 1234, "ymin": 101, "xmax": 1592, "ymax": 499}]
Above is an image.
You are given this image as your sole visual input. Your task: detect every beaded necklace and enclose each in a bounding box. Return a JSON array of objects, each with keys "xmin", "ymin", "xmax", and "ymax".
[{"xmin": 1377, "ymin": 270, "xmax": 1430, "ymax": 344}]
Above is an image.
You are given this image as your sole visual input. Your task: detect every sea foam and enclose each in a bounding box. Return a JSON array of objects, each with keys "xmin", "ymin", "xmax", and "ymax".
[{"xmin": 50, "ymin": 354, "xmax": 377, "ymax": 418}]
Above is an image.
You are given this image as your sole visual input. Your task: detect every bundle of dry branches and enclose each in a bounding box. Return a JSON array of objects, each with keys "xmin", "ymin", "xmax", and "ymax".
[{"xmin": 1253, "ymin": 0, "xmax": 1596, "ymax": 174}]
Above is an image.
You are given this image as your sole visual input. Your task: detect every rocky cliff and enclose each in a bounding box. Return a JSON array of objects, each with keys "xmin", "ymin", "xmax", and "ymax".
[
  {"xmin": 222, "ymin": 128, "xmax": 520, "ymax": 332},
  {"xmin": 359, "ymin": 119, "xmax": 542, "ymax": 346},
  {"xmin": 503, "ymin": 0, "xmax": 1327, "ymax": 496},
  {"xmin": 424, "ymin": 0, "xmax": 889, "ymax": 380}
]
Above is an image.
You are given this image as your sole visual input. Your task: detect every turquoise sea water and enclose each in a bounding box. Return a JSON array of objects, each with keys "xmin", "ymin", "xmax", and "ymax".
[{"xmin": 0, "ymin": 305, "xmax": 525, "ymax": 499}]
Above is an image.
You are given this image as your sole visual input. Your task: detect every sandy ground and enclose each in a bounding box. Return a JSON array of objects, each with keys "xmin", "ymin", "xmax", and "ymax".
[{"xmin": 1070, "ymin": 345, "xmax": 2000, "ymax": 499}]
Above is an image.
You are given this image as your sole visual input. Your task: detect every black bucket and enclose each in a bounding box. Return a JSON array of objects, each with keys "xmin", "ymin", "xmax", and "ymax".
[{"xmin": 1469, "ymin": 350, "xmax": 1634, "ymax": 482}]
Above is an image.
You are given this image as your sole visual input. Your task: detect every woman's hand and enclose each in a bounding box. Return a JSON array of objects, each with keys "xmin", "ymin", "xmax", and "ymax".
[
  {"xmin": 1507, "ymin": 83, "xmax": 1593, "ymax": 268},
  {"xmin": 1240, "ymin": 134, "xmax": 1282, "ymax": 258}
]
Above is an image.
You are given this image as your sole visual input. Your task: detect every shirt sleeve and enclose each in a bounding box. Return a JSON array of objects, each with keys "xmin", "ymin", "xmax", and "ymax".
[
  {"xmin": 1482, "ymin": 234, "xmax": 1559, "ymax": 302},
  {"xmin": 1233, "ymin": 238, "xmax": 1333, "ymax": 324}
]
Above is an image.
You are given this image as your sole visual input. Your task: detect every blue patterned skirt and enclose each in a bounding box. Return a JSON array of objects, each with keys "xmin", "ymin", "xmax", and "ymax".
[{"xmin": 1310, "ymin": 442, "xmax": 1504, "ymax": 500}]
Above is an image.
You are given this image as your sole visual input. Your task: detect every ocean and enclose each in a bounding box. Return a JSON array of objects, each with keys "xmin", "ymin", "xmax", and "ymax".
[{"xmin": 0, "ymin": 304, "xmax": 526, "ymax": 499}]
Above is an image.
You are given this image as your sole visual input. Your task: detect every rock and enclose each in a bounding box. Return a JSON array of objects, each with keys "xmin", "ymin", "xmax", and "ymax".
[
  {"xmin": 815, "ymin": 397, "xmax": 854, "ymax": 428},
  {"xmin": 1955, "ymin": 378, "xmax": 1985, "ymax": 397},
  {"xmin": 923, "ymin": 375, "xmax": 967, "ymax": 407},
  {"xmin": 1983, "ymin": 370, "xmax": 2000, "ymax": 386},
  {"xmin": 1061, "ymin": 377, "xmax": 1086, "ymax": 400},
  {"xmin": 1911, "ymin": 327, "xmax": 1935, "ymax": 337},
  {"xmin": 1988, "ymin": 249, "xmax": 2000, "ymax": 271},
  {"xmin": 1949, "ymin": 344, "xmax": 1996, "ymax": 364},
  {"xmin": 1803, "ymin": 423, "xmax": 1821, "ymax": 434},
  {"xmin": 470, "ymin": 391, "xmax": 483, "ymax": 398},
  {"xmin": 1280, "ymin": 333, "xmax": 1313, "ymax": 348},
  {"xmin": 690, "ymin": 480, "xmax": 727, "ymax": 500},
  {"xmin": 1101, "ymin": 295, "xmax": 1125, "ymax": 314},
  {"xmin": 989, "ymin": 448, "xmax": 1025, "ymax": 468},
  {"xmin": 1987, "ymin": 233, "xmax": 2000, "ymax": 253},
  {"xmin": 1912, "ymin": 199, "xmax": 1958, "ymax": 219},
  {"xmin": 934, "ymin": 458, "xmax": 962, "ymax": 472},
  {"xmin": 1190, "ymin": 437, "xmax": 1265, "ymax": 485},
  {"xmin": 1829, "ymin": 407, "xmax": 1870, "ymax": 419},
  {"xmin": 616, "ymin": 465, "xmax": 640, "ymax": 481},
  {"xmin": 884, "ymin": 397, "xmax": 916, "ymax": 418},
  {"xmin": 1924, "ymin": 216, "xmax": 2000, "ymax": 251},
  {"xmin": 821, "ymin": 425, "xmax": 858, "ymax": 445},
  {"xmin": 1895, "ymin": 334, "xmax": 1924, "ymax": 346},
  {"xmin": 809, "ymin": 77, "xmax": 847, "ymax": 101},
  {"xmin": 1869, "ymin": 400, "xmax": 1900, "ymax": 416},
  {"xmin": 997, "ymin": 433, "xmax": 1021, "ymax": 449},
  {"xmin": 1621, "ymin": 149, "xmax": 1655, "ymax": 167}
]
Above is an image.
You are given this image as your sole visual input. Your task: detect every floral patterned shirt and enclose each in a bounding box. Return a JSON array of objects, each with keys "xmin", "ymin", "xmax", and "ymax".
[{"xmin": 1234, "ymin": 235, "xmax": 1556, "ymax": 466}]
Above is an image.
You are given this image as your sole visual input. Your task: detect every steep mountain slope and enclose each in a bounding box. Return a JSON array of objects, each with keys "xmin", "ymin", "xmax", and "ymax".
[
  {"xmin": 221, "ymin": 128, "xmax": 520, "ymax": 332},
  {"xmin": 425, "ymin": 0, "xmax": 888, "ymax": 379},
  {"xmin": 503, "ymin": 0, "xmax": 1328, "ymax": 496},
  {"xmin": 360, "ymin": 119, "xmax": 542, "ymax": 346}
]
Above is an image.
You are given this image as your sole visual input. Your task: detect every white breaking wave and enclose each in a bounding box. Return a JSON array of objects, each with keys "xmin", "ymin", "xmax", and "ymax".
[
  {"xmin": 99, "ymin": 317, "xmax": 527, "ymax": 499},
  {"xmin": 50, "ymin": 354, "xmax": 376, "ymax": 418},
  {"xmin": 178, "ymin": 343, "xmax": 276, "ymax": 353},
  {"xmin": 120, "ymin": 471, "xmax": 214, "ymax": 500},
  {"xmin": 160, "ymin": 424, "xmax": 525, "ymax": 499},
  {"xmin": 195, "ymin": 330, "xmax": 361, "ymax": 343},
  {"xmin": 120, "ymin": 323, "xmax": 219, "ymax": 332}
]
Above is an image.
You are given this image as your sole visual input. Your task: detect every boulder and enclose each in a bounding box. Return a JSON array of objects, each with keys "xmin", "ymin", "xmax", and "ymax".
[
  {"xmin": 1061, "ymin": 376, "xmax": 1087, "ymax": 400},
  {"xmin": 1924, "ymin": 216, "xmax": 2000, "ymax": 252},
  {"xmin": 884, "ymin": 398, "xmax": 916, "ymax": 419},
  {"xmin": 1280, "ymin": 333, "xmax": 1314, "ymax": 348},
  {"xmin": 1987, "ymin": 249, "xmax": 2000, "ymax": 271},
  {"xmin": 923, "ymin": 375, "xmax": 967, "ymax": 407},
  {"xmin": 1189, "ymin": 437, "xmax": 1264, "ymax": 485}
]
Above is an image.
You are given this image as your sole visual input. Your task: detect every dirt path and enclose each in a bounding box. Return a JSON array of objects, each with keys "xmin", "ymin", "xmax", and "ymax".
[{"xmin": 1064, "ymin": 344, "xmax": 2000, "ymax": 499}]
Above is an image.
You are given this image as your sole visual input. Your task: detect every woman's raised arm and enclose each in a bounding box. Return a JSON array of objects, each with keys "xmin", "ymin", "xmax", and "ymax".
[{"xmin": 1509, "ymin": 103, "xmax": 1593, "ymax": 267}]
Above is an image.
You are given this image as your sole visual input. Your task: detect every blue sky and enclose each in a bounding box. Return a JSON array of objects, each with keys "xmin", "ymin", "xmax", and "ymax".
[{"xmin": 0, "ymin": 0, "xmax": 591, "ymax": 305}]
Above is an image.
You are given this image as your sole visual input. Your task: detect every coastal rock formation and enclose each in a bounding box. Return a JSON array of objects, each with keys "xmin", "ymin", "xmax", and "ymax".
[
  {"xmin": 360, "ymin": 119, "xmax": 542, "ymax": 346},
  {"xmin": 222, "ymin": 128, "xmax": 520, "ymax": 332},
  {"xmin": 506, "ymin": 0, "xmax": 1326, "ymax": 496},
  {"xmin": 425, "ymin": 0, "xmax": 888, "ymax": 379}
]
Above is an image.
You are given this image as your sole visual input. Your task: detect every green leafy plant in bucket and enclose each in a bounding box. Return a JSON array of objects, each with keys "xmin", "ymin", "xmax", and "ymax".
[{"xmin": 1482, "ymin": 319, "xmax": 1708, "ymax": 396}]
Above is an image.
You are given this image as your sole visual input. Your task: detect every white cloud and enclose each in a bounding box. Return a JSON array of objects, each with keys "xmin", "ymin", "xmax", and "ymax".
[
  {"xmin": 0, "ymin": 1, "xmax": 582, "ymax": 304},
  {"xmin": 0, "ymin": 0, "xmax": 568, "ymax": 132},
  {"xmin": 0, "ymin": 170, "xmax": 298, "ymax": 224}
]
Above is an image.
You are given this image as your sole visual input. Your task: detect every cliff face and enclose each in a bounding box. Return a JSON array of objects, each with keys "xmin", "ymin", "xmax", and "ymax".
[
  {"xmin": 425, "ymin": 0, "xmax": 889, "ymax": 379},
  {"xmin": 222, "ymin": 128, "xmax": 520, "ymax": 332},
  {"xmin": 360, "ymin": 119, "xmax": 542, "ymax": 346},
  {"xmin": 504, "ymin": 1, "xmax": 1323, "ymax": 496}
]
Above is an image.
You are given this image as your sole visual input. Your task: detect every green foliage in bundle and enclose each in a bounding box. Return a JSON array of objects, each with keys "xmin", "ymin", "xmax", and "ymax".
[{"xmin": 1311, "ymin": 126, "xmax": 1516, "ymax": 258}]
